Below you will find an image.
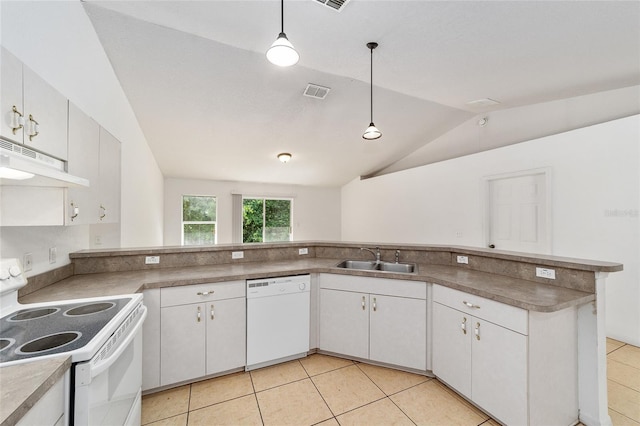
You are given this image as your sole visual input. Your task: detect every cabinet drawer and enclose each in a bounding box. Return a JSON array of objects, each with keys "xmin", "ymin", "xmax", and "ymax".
[
  {"xmin": 433, "ymin": 284, "xmax": 527, "ymax": 335},
  {"xmin": 319, "ymin": 273, "xmax": 426, "ymax": 299},
  {"xmin": 161, "ymin": 281, "xmax": 245, "ymax": 307}
]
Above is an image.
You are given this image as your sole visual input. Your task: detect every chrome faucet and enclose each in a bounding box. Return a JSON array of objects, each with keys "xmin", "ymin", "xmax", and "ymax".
[{"xmin": 361, "ymin": 247, "xmax": 381, "ymax": 264}]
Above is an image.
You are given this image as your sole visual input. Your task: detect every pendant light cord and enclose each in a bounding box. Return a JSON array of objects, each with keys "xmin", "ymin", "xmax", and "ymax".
[
  {"xmin": 370, "ymin": 46, "xmax": 374, "ymax": 123},
  {"xmin": 281, "ymin": 0, "xmax": 284, "ymax": 34}
]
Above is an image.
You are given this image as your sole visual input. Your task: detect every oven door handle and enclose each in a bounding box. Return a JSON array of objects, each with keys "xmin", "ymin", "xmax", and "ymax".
[{"xmin": 90, "ymin": 306, "xmax": 147, "ymax": 379}]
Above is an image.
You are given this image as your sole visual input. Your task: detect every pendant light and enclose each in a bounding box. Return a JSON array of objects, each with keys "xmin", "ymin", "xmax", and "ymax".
[
  {"xmin": 362, "ymin": 42, "xmax": 381, "ymax": 140},
  {"xmin": 266, "ymin": 0, "xmax": 299, "ymax": 67}
]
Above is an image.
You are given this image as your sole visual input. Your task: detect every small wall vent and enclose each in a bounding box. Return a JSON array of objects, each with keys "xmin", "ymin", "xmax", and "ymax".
[
  {"xmin": 315, "ymin": 0, "xmax": 350, "ymax": 12},
  {"xmin": 303, "ymin": 83, "xmax": 331, "ymax": 99}
]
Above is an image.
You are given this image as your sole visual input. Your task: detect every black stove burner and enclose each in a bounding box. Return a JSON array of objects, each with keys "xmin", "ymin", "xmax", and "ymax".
[
  {"xmin": 8, "ymin": 307, "xmax": 60, "ymax": 321},
  {"xmin": 0, "ymin": 338, "xmax": 13, "ymax": 352},
  {"xmin": 18, "ymin": 332, "xmax": 81, "ymax": 354},
  {"xmin": 64, "ymin": 302, "xmax": 115, "ymax": 317}
]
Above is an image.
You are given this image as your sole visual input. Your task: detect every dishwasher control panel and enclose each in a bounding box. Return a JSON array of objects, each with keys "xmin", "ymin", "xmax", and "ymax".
[{"xmin": 246, "ymin": 275, "xmax": 310, "ymax": 298}]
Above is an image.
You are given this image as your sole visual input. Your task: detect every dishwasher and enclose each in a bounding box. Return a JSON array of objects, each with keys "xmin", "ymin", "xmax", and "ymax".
[{"xmin": 246, "ymin": 274, "xmax": 310, "ymax": 370}]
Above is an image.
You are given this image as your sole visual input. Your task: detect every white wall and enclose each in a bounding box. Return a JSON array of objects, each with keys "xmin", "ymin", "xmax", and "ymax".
[
  {"xmin": 342, "ymin": 115, "xmax": 640, "ymax": 345},
  {"xmin": 164, "ymin": 178, "xmax": 341, "ymax": 245},
  {"xmin": 0, "ymin": 0, "xmax": 163, "ymax": 274}
]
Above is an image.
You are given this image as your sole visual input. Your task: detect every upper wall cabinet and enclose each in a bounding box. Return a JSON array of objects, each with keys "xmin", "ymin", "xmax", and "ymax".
[
  {"xmin": 97, "ymin": 127, "xmax": 121, "ymax": 224},
  {"xmin": 1, "ymin": 47, "xmax": 68, "ymax": 161},
  {"xmin": 66, "ymin": 103, "xmax": 100, "ymax": 226}
]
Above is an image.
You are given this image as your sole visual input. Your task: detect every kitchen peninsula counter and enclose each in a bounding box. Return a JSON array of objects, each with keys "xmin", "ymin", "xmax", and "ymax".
[{"xmin": 21, "ymin": 257, "xmax": 596, "ymax": 313}]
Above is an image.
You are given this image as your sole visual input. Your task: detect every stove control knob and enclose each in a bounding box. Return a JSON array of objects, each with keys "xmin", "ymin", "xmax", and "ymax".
[
  {"xmin": 0, "ymin": 270, "xmax": 10, "ymax": 280},
  {"xmin": 9, "ymin": 265, "xmax": 22, "ymax": 277}
]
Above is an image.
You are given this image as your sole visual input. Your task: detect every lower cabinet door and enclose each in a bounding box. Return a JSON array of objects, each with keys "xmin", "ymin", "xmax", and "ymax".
[
  {"xmin": 471, "ymin": 318, "xmax": 528, "ymax": 426},
  {"xmin": 160, "ymin": 303, "xmax": 205, "ymax": 386},
  {"xmin": 369, "ymin": 294, "xmax": 427, "ymax": 370},
  {"xmin": 319, "ymin": 289, "xmax": 369, "ymax": 359},
  {"xmin": 432, "ymin": 302, "xmax": 472, "ymax": 398},
  {"xmin": 206, "ymin": 297, "xmax": 246, "ymax": 375}
]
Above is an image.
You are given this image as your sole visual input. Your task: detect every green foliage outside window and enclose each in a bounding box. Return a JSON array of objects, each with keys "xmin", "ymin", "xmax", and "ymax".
[
  {"xmin": 183, "ymin": 196, "xmax": 217, "ymax": 245},
  {"xmin": 243, "ymin": 198, "xmax": 291, "ymax": 243}
]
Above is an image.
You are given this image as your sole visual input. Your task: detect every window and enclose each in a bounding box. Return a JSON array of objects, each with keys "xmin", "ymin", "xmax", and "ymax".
[
  {"xmin": 182, "ymin": 195, "xmax": 217, "ymax": 245},
  {"xmin": 243, "ymin": 198, "xmax": 292, "ymax": 243}
]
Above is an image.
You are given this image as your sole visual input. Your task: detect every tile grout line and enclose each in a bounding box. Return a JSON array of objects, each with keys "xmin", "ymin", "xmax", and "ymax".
[{"xmin": 248, "ymin": 369, "xmax": 266, "ymax": 426}]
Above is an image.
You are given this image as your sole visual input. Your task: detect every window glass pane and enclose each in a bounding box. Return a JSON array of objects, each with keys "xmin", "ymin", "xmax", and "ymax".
[
  {"xmin": 183, "ymin": 196, "xmax": 216, "ymax": 222},
  {"xmin": 183, "ymin": 223, "xmax": 216, "ymax": 245},
  {"xmin": 243, "ymin": 198, "xmax": 264, "ymax": 243},
  {"xmin": 265, "ymin": 199, "xmax": 291, "ymax": 242}
]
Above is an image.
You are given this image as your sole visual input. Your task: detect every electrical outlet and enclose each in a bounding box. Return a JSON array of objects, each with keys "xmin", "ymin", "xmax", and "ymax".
[
  {"xmin": 457, "ymin": 255, "xmax": 469, "ymax": 264},
  {"xmin": 232, "ymin": 251, "xmax": 244, "ymax": 259},
  {"xmin": 23, "ymin": 253, "xmax": 33, "ymax": 272},
  {"xmin": 536, "ymin": 267, "xmax": 556, "ymax": 279},
  {"xmin": 49, "ymin": 247, "xmax": 57, "ymax": 264},
  {"xmin": 145, "ymin": 256, "xmax": 160, "ymax": 265},
  {"xmin": 299, "ymin": 248, "xmax": 309, "ymax": 255}
]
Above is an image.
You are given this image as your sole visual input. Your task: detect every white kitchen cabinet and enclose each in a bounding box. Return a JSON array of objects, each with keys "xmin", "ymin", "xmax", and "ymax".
[
  {"xmin": 319, "ymin": 274, "xmax": 427, "ymax": 371},
  {"xmin": 432, "ymin": 284, "xmax": 577, "ymax": 426},
  {"xmin": 1, "ymin": 47, "xmax": 68, "ymax": 160},
  {"xmin": 66, "ymin": 103, "xmax": 99, "ymax": 225},
  {"xmin": 159, "ymin": 281, "xmax": 245, "ymax": 387},
  {"xmin": 17, "ymin": 370, "xmax": 69, "ymax": 426},
  {"xmin": 319, "ymin": 289, "xmax": 369, "ymax": 359},
  {"xmin": 96, "ymin": 128, "xmax": 121, "ymax": 224}
]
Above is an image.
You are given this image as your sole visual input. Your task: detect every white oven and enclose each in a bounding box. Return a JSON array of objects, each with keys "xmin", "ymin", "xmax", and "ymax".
[
  {"xmin": 72, "ymin": 300, "xmax": 146, "ymax": 426},
  {"xmin": 0, "ymin": 258, "xmax": 147, "ymax": 426}
]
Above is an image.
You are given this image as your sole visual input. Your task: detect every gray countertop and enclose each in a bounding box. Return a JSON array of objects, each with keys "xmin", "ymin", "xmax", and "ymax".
[
  {"xmin": 20, "ymin": 258, "xmax": 594, "ymax": 312},
  {"xmin": 0, "ymin": 356, "xmax": 71, "ymax": 426}
]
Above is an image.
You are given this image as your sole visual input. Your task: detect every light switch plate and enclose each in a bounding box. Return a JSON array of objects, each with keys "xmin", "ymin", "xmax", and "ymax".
[
  {"xmin": 23, "ymin": 253, "xmax": 33, "ymax": 272},
  {"xmin": 49, "ymin": 247, "xmax": 57, "ymax": 264}
]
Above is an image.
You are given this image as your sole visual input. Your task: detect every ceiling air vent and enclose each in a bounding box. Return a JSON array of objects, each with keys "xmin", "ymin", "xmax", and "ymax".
[
  {"xmin": 315, "ymin": 0, "xmax": 350, "ymax": 12},
  {"xmin": 303, "ymin": 83, "xmax": 331, "ymax": 100}
]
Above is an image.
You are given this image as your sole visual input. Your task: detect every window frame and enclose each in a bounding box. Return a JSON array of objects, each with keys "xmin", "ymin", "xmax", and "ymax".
[
  {"xmin": 181, "ymin": 194, "xmax": 218, "ymax": 245},
  {"xmin": 242, "ymin": 196, "xmax": 293, "ymax": 243}
]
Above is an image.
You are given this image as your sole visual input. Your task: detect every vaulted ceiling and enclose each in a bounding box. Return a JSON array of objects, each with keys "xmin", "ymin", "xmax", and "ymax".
[{"xmin": 84, "ymin": 1, "xmax": 640, "ymax": 187}]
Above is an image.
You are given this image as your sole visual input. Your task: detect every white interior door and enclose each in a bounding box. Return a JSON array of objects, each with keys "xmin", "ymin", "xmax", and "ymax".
[{"xmin": 487, "ymin": 171, "xmax": 550, "ymax": 253}]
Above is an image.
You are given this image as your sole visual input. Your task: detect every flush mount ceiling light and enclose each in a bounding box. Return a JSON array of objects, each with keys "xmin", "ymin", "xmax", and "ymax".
[
  {"xmin": 362, "ymin": 42, "xmax": 381, "ymax": 140},
  {"xmin": 266, "ymin": 0, "xmax": 299, "ymax": 67},
  {"xmin": 277, "ymin": 153, "xmax": 292, "ymax": 163}
]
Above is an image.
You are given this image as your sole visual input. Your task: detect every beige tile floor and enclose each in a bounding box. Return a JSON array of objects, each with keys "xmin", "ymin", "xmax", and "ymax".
[{"xmin": 142, "ymin": 339, "xmax": 640, "ymax": 426}]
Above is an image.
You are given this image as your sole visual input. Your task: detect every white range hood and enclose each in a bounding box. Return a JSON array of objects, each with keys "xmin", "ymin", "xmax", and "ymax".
[{"xmin": 0, "ymin": 138, "xmax": 89, "ymax": 188}]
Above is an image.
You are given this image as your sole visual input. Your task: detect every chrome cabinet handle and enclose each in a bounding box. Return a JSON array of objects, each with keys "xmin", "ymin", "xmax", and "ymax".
[
  {"xmin": 197, "ymin": 306, "xmax": 201, "ymax": 323},
  {"xmin": 361, "ymin": 296, "xmax": 366, "ymax": 310},
  {"xmin": 373, "ymin": 297, "xmax": 377, "ymax": 312},
  {"xmin": 197, "ymin": 290, "xmax": 215, "ymax": 296},
  {"xmin": 28, "ymin": 114, "xmax": 39, "ymax": 141},
  {"xmin": 11, "ymin": 106, "xmax": 24, "ymax": 134},
  {"xmin": 210, "ymin": 304, "xmax": 215, "ymax": 320},
  {"xmin": 461, "ymin": 317, "xmax": 467, "ymax": 334},
  {"xmin": 99, "ymin": 204, "xmax": 106, "ymax": 221},
  {"xmin": 463, "ymin": 301, "xmax": 480, "ymax": 309},
  {"xmin": 475, "ymin": 322, "xmax": 480, "ymax": 340}
]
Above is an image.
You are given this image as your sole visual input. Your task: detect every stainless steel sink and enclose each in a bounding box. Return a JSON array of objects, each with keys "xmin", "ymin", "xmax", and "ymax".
[
  {"xmin": 336, "ymin": 260, "xmax": 378, "ymax": 270},
  {"xmin": 379, "ymin": 262, "xmax": 416, "ymax": 273},
  {"xmin": 336, "ymin": 260, "xmax": 416, "ymax": 274}
]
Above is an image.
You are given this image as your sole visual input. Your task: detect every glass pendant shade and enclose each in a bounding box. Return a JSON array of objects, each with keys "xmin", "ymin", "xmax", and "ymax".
[
  {"xmin": 362, "ymin": 123, "xmax": 382, "ymax": 140},
  {"xmin": 267, "ymin": 33, "xmax": 299, "ymax": 67}
]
